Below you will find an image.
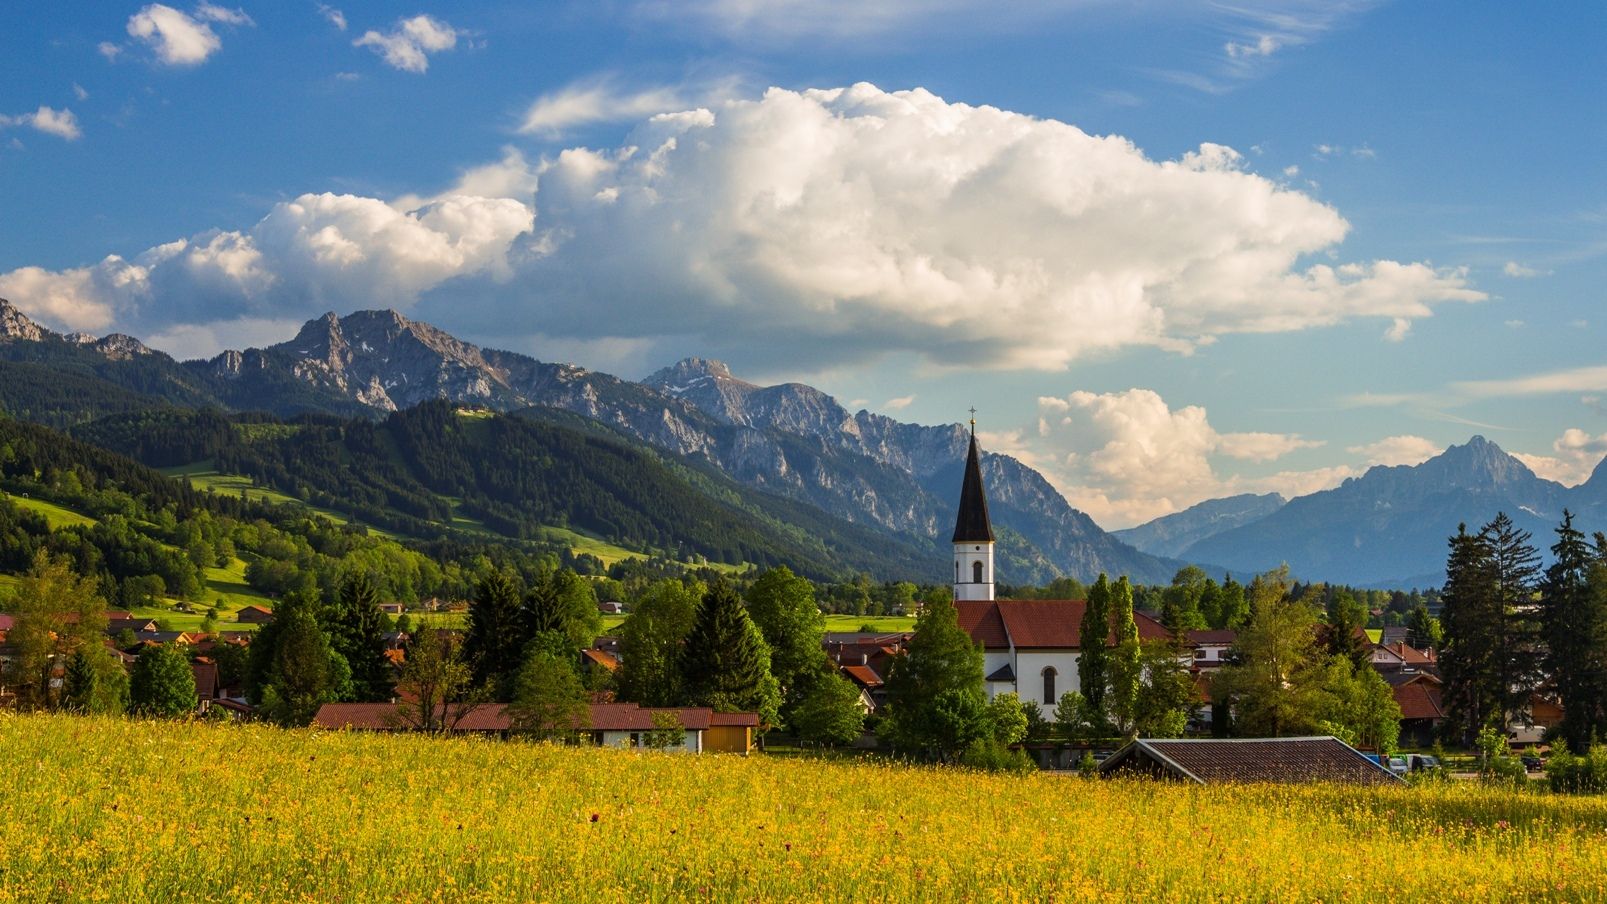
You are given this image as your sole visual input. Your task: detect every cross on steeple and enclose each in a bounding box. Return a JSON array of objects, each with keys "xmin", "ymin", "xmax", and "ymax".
[{"xmin": 968, "ymin": 407, "xmax": 977, "ymax": 435}]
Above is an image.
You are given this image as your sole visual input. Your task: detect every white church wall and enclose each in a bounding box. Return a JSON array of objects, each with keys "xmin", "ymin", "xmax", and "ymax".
[{"xmin": 1015, "ymin": 650, "xmax": 1082, "ymax": 717}]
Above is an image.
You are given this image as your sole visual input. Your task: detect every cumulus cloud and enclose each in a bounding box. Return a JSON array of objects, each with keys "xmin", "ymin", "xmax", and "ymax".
[
  {"xmin": 354, "ymin": 15, "xmax": 457, "ymax": 73},
  {"xmin": 0, "ymin": 106, "xmax": 82, "ymax": 141},
  {"xmin": 1028, "ymin": 388, "xmax": 1333, "ymax": 527},
  {"xmin": 0, "ymin": 193, "xmax": 531, "ymax": 337},
  {"xmin": 503, "ymin": 84, "xmax": 1481, "ymax": 370},
  {"xmin": 519, "ymin": 76, "xmax": 737, "ymax": 137},
  {"xmin": 0, "ymin": 83, "xmax": 1481, "ymax": 377},
  {"xmin": 124, "ymin": 3, "xmax": 250, "ymax": 66},
  {"xmin": 1347, "ymin": 434, "xmax": 1442, "ymax": 467},
  {"xmin": 1513, "ymin": 429, "xmax": 1607, "ymax": 486}
]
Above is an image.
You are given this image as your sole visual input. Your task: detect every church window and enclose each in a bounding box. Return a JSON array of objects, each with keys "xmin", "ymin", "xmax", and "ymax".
[
  {"xmin": 1042, "ymin": 667, "xmax": 1057, "ymax": 704},
  {"xmin": 972, "ymin": 560, "xmax": 984, "ymax": 584},
  {"xmin": 955, "ymin": 561, "xmax": 960, "ymax": 583}
]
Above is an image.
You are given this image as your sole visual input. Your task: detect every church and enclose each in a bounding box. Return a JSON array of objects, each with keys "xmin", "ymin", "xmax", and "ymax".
[{"xmin": 948, "ymin": 422, "xmax": 1169, "ymax": 718}]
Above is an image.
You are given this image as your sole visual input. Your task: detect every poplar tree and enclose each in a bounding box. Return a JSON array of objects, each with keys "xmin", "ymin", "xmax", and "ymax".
[
  {"xmin": 1106, "ymin": 576, "xmax": 1141, "ymax": 734},
  {"xmin": 1077, "ymin": 573, "xmax": 1112, "ymax": 718}
]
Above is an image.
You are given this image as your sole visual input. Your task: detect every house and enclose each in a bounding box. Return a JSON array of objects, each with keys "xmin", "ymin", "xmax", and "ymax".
[
  {"xmin": 580, "ymin": 647, "xmax": 620, "ymax": 682},
  {"xmin": 1186, "ymin": 629, "xmax": 1236, "ymax": 671},
  {"xmin": 378, "ymin": 602, "xmax": 405, "ymax": 616},
  {"xmin": 1389, "ymin": 673, "xmax": 1446, "ymax": 747},
  {"xmin": 107, "ymin": 616, "xmax": 160, "ymax": 634},
  {"xmin": 234, "ymin": 605, "xmax": 274, "ymax": 625},
  {"xmin": 1379, "ymin": 625, "xmax": 1410, "ymax": 646},
  {"xmin": 1371, "ymin": 641, "xmax": 1437, "ymax": 674},
  {"xmin": 837, "ymin": 663, "xmax": 885, "ymax": 712},
  {"xmin": 191, "ymin": 658, "xmax": 220, "ymax": 704},
  {"xmin": 597, "ymin": 601, "xmax": 625, "ymax": 615},
  {"xmin": 1098, "ymin": 737, "xmax": 1403, "ymax": 785},
  {"xmin": 310, "ymin": 701, "xmax": 756, "ymax": 753}
]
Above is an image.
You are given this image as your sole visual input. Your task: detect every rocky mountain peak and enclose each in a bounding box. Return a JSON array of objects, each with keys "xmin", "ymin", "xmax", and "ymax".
[
  {"xmin": 1420, "ymin": 435, "xmax": 1534, "ymax": 487},
  {"xmin": 0, "ymin": 298, "xmax": 47, "ymax": 342},
  {"xmin": 645, "ymin": 357, "xmax": 742, "ymax": 393},
  {"xmin": 91, "ymin": 333, "xmax": 156, "ymax": 361}
]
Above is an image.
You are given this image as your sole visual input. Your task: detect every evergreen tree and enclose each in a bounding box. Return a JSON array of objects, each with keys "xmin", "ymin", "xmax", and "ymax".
[
  {"xmin": 1324, "ymin": 590, "xmax": 1370, "ymax": 670},
  {"xmin": 259, "ymin": 598, "xmax": 346, "ymax": 727},
  {"xmin": 1440, "ymin": 523, "xmax": 1503, "ymax": 743},
  {"xmin": 616, "ymin": 579, "xmax": 701, "ymax": 706},
  {"xmin": 463, "ymin": 570, "xmax": 524, "ymax": 694},
  {"xmin": 1106, "ymin": 576, "xmax": 1141, "ymax": 734},
  {"xmin": 1543, "ymin": 511, "xmax": 1607, "ymax": 752},
  {"xmin": 522, "ymin": 569, "xmax": 602, "ymax": 653},
  {"xmin": 1405, "ymin": 605, "xmax": 1442, "ymax": 651},
  {"xmin": 679, "ymin": 580, "xmax": 781, "ymax": 725},
  {"xmin": 1485, "ymin": 513, "xmax": 1542, "ymax": 721},
  {"xmin": 1208, "ymin": 575, "xmax": 1249, "ymax": 630},
  {"xmin": 63, "ymin": 644, "xmax": 129, "ymax": 714},
  {"xmin": 881, "ymin": 595, "xmax": 986, "ymax": 760},
  {"xmin": 328, "ymin": 571, "xmax": 391, "ymax": 702},
  {"xmin": 130, "ymin": 643, "xmax": 197, "ymax": 718},
  {"xmin": 1078, "ymin": 573, "xmax": 1111, "ymax": 717}
]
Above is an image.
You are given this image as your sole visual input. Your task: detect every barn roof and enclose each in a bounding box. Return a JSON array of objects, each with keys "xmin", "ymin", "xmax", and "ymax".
[{"xmin": 1099, "ymin": 737, "xmax": 1402, "ymax": 785}]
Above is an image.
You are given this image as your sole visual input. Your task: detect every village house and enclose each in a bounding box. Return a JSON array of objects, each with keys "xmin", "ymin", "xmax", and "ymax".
[{"xmin": 234, "ymin": 605, "xmax": 274, "ymax": 625}]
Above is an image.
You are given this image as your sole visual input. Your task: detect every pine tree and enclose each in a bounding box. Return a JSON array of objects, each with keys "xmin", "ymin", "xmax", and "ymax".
[
  {"xmin": 1106, "ymin": 576, "xmax": 1141, "ymax": 734},
  {"xmin": 1542, "ymin": 511, "xmax": 1607, "ymax": 752},
  {"xmin": 1440, "ymin": 523, "xmax": 1502, "ymax": 743},
  {"xmin": 463, "ymin": 570, "xmax": 524, "ymax": 694},
  {"xmin": 260, "ymin": 599, "xmax": 344, "ymax": 727},
  {"xmin": 1405, "ymin": 605, "xmax": 1442, "ymax": 651},
  {"xmin": 1078, "ymin": 573, "xmax": 1111, "ymax": 718},
  {"xmin": 130, "ymin": 643, "xmax": 197, "ymax": 718},
  {"xmin": 328, "ymin": 571, "xmax": 391, "ymax": 702},
  {"xmin": 1485, "ymin": 513, "xmax": 1543, "ymax": 722},
  {"xmin": 680, "ymin": 580, "xmax": 780, "ymax": 725},
  {"xmin": 1324, "ymin": 590, "xmax": 1370, "ymax": 670}
]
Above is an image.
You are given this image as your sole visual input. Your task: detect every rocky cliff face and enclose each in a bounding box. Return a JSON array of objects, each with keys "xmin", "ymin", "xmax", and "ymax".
[{"xmin": 0, "ymin": 299, "xmax": 49, "ymax": 342}]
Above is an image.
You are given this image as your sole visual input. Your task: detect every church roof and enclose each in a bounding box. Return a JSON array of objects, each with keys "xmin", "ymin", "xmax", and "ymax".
[
  {"xmin": 951, "ymin": 432, "xmax": 994, "ymax": 543},
  {"xmin": 956, "ymin": 599, "xmax": 1170, "ymax": 650}
]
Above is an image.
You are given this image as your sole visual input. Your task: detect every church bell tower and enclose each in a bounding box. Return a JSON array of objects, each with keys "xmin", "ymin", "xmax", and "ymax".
[{"xmin": 952, "ymin": 414, "xmax": 995, "ymax": 602}]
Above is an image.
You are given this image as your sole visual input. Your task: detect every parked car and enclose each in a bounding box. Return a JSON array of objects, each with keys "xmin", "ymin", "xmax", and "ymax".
[
  {"xmin": 1521, "ymin": 753, "xmax": 1545, "ymax": 772},
  {"xmin": 1403, "ymin": 754, "xmax": 1441, "ymax": 772},
  {"xmin": 1386, "ymin": 756, "xmax": 1409, "ymax": 777}
]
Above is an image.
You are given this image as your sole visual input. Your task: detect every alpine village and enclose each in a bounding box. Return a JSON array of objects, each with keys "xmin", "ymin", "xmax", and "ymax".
[{"xmin": 5, "ymin": 4, "xmax": 1607, "ymax": 900}]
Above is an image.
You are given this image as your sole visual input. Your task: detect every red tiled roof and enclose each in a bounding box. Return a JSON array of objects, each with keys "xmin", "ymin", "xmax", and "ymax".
[
  {"xmin": 709, "ymin": 712, "xmax": 759, "ymax": 727},
  {"xmin": 1187, "ymin": 629, "xmax": 1237, "ymax": 645},
  {"xmin": 1393, "ymin": 682, "xmax": 1445, "ymax": 721},
  {"xmin": 841, "ymin": 664, "xmax": 883, "ymax": 688},
  {"xmin": 0, "ymin": 615, "xmax": 13, "ymax": 632},
  {"xmin": 957, "ymin": 600, "xmax": 1170, "ymax": 650}
]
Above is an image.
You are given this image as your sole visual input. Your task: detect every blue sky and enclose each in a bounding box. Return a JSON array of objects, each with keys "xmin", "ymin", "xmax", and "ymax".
[{"xmin": 3, "ymin": 1, "xmax": 1605, "ymax": 528}]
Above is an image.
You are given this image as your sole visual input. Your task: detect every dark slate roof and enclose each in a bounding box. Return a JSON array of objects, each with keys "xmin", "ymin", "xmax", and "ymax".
[
  {"xmin": 1099, "ymin": 737, "xmax": 1402, "ymax": 785},
  {"xmin": 951, "ymin": 433, "xmax": 994, "ymax": 543},
  {"xmin": 985, "ymin": 663, "xmax": 1017, "ymax": 682}
]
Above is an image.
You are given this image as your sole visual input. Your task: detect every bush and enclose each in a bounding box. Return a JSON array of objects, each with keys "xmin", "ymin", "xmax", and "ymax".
[
  {"xmin": 1475, "ymin": 726, "xmax": 1528, "ymax": 788},
  {"xmin": 958, "ymin": 739, "xmax": 1036, "ymax": 774},
  {"xmin": 1547, "ymin": 745, "xmax": 1607, "ymax": 794}
]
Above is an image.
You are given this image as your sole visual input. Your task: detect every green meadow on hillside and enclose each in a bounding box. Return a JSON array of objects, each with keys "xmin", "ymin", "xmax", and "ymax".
[{"xmin": 4, "ymin": 715, "xmax": 1600, "ymax": 902}]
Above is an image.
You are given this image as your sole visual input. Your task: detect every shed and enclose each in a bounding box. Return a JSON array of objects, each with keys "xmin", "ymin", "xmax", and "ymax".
[{"xmin": 1098, "ymin": 737, "xmax": 1402, "ymax": 785}]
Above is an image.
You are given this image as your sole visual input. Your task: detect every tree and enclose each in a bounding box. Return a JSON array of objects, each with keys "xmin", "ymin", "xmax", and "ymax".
[
  {"xmin": 463, "ymin": 570, "xmax": 525, "ymax": 695},
  {"xmin": 643, "ymin": 711, "xmax": 686, "ymax": 750},
  {"xmin": 616, "ymin": 579, "xmax": 701, "ymax": 706},
  {"xmin": 1133, "ymin": 639, "xmax": 1194, "ymax": 739},
  {"xmin": 1405, "ymin": 605, "xmax": 1442, "ymax": 651},
  {"xmin": 1054, "ymin": 691, "xmax": 1096, "ymax": 740},
  {"xmin": 1324, "ymin": 590, "xmax": 1370, "ymax": 670},
  {"xmin": 505, "ymin": 649, "xmax": 590, "ymax": 740},
  {"xmin": 1209, "ymin": 576, "xmax": 1249, "ymax": 630},
  {"xmin": 130, "ymin": 643, "xmax": 197, "ymax": 717},
  {"xmin": 680, "ymin": 580, "xmax": 781, "ymax": 726},
  {"xmin": 327, "ymin": 571, "xmax": 392, "ymax": 702},
  {"xmin": 4, "ymin": 549, "xmax": 108, "ymax": 709},
  {"xmin": 1440, "ymin": 523, "xmax": 1502, "ymax": 743},
  {"xmin": 880, "ymin": 596, "xmax": 986, "ymax": 760},
  {"xmin": 1316, "ymin": 657, "xmax": 1402, "ymax": 755},
  {"xmin": 985, "ymin": 692, "xmax": 1030, "ymax": 746},
  {"xmin": 1160, "ymin": 566, "xmax": 1209, "ymax": 636},
  {"xmin": 62, "ymin": 644, "xmax": 129, "ymax": 714},
  {"xmin": 257, "ymin": 596, "xmax": 348, "ymax": 727},
  {"xmin": 788, "ymin": 671, "xmax": 865, "ymax": 747},
  {"xmin": 1078, "ymin": 573, "xmax": 1112, "ymax": 717},
  {"xmin": 1106, "ymin": 576, "xmax": 1141, "ymax": 734},
  {"xmin": 523, "ymin": 570, "xmax": 601, "ymax": 653},
  {"xmin": 745, "ymin": 566, "xmax": 830, "ymax": 723},
  {"xmin": 390, "ymin": 627, "xmax": 485, "ymax": 732},
  {"xmin": 1210, "ymin": 567, "xmax": 1329, "ymax": 737},
  {"xmin": 1542, "ymin": 511, "xmax": 1607, "ymax": 753},
  {"xmin": 1486, "ymin": 513, "xmax": 1543, "ymax": 720}
]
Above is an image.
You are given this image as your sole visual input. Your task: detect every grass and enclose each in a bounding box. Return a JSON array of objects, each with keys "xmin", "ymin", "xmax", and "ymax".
[
  {"xmin": 7, "ymin": 495, "xmax": 98, "ymax": 530},
  {"xmin": 161, "ymin": 463, "xmax": 408, "ymax": 541},
  {"xmin": 6, "ymin": 714, "xmax": 1607, "ymax": 902},
  {"xmin": 0, "ymin": 572, "xmax": 15, "ymax": 604},
  {"xmin": 823, "ymin": 614, "xmax": 918, "ymax": 633}
]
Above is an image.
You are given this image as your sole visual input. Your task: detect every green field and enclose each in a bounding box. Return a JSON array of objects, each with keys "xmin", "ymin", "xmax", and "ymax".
[
  {"xmin": 4, "ymin": 714, "xmax": 1604, "ymax": 902},
  {"xmin": 823, "ymin": 614, "xmax": 918, "ymax": 633},
  {"xmin": 161, "ymin": 463, "xmax": 407, "ymax": 540},
  {"xmin": 7, "ymin": 495, "xmax": 98, "ymax": 529}
]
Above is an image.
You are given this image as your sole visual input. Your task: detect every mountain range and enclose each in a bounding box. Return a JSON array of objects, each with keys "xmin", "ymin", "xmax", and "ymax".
[{"xmin": 0, "ymin": 299, "xmax": 1185, "ymax": 585}]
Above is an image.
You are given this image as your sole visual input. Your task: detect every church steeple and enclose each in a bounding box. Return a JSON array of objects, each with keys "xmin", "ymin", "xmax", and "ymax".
[{"xmin": 952, "ymin": 414, "xmax": 995, "ymax": 601}]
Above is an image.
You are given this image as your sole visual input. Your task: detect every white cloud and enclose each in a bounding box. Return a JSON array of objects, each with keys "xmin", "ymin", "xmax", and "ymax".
[
  {"xmin": 72, "ymin": 83, "xmax": 89, "ymax": 101},
  {"xmin": 1282, "ymin": 164, "xmax": 1299, "ymax": 177},
  {"xmin": 1226, "ymin": 34, "xmax": 1280, "ymax": 58},
  {"xmin": 143, "ymin": 316, "xmax": 303, "ymax": 360},
  {"xmin": 0, "ymin": 106, "xmax": 82, "ymax": 141},
  {"xmin": 354, "ymin": 15, "xmax": 457, "ymax": 73},
  {"xmin": 1027, "ymin": 388, "xmax": 1333, "ymax": 527},
  {"xmin": 1503, "ymin": 260, "xmax": 1546, "ymax": 278},
  {"xmin": 1504, "ymin": 319, "xmax": 1525, "ymax": 329},
  {"xmin": 504, "ymin": 84, "xmax": 1482, "ymax": 370},
  {"xmin": 98, "ymin": 41, "xmax": 123, "ymax": 61},
  {"xmin": 1347, "ymin": 435, "xmax": 1442, "ymax": 467},
  {"xmin": 1453, "ymin": 366, "xmax": 1607, "ymax": 399},
  {"xmin": 519, "ymin": 76, "xmax": 737, "ymax": 137},
  {"xmin": 125, "ymin": 4, "xmax": 247, "ymax": 66},
  {"xmin": 1513, "ymin": 429, "xmax": 1607, "ymax": 486},
  {"xmin": 317, "ymin": 3, "xmax": 347, "ymax": 31},
  {"xmin": 883, "ymin": 395, "xmax": 916, "ymax": 411},
  {"xmin": 0, "ymin": 193, "xmax": 531, "ymax": 335}
]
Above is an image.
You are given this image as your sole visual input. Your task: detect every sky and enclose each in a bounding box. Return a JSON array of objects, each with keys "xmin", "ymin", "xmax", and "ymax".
[{"xmin": 3, "ymin": 1, "xmax": 1606, "ymax": 529}]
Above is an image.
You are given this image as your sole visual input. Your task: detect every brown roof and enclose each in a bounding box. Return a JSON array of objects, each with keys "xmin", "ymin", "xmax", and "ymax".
[
  {"xmin": 709, "ymin": 712, "xmax": 759, "ymax": 727},
  {"xmin": 582, "ymin": 648, "xmax": 620, "ymax": 672},
  {"xmin": 841, "ymin": 664, "xmax": 883, "ymax": 688},
  {"xmin": 1393, "ymin": 682, "xmax": 1445, "ymax": 721},
  {"xmin": 235, "ymin": 605, "xmax": 274, "ymax": 623},
  {"xmin": 190, "ymin": 659, "xmax": 219, "ymax": 699},
  {"xmin": 957, "ymin": 600, "xmax": 1169, "ymax": 650},
  {"xmin": 1187, "ymin": 629, "xmax": 1237, "ymax": 645},
  {"xmin": 1101, "ymin": 737, "xmax": 1401, "ymax": 785}
]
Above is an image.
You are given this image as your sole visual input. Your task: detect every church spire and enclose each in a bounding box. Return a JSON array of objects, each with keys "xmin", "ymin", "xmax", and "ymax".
[{"xmin": 952, "ymin": 423, "xmax": 994, "ymax": 543}]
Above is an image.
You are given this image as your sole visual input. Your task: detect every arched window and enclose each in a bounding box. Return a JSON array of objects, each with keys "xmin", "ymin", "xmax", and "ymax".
[
  {"xmin": 1042, "ymin": 667, "xmax": 1057, "ymax": 704},
  {"xmin": 955, "ymin": 561, "xmax": 960, "ymax": 583},
  {"xmin": 972, "ymin": 560, "xmax": 984, "ymax": 584}
]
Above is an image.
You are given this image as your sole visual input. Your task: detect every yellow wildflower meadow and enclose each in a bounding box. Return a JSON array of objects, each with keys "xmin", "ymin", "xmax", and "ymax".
[{"xmin": 1, "ymin": 714, "xmax": 1603, "ymax": 902}]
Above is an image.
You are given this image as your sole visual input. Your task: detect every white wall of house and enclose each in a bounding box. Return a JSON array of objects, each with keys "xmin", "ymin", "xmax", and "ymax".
[{"xmin": 595, "ymin": 729, "xmax": 704, "ymax": 753}]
